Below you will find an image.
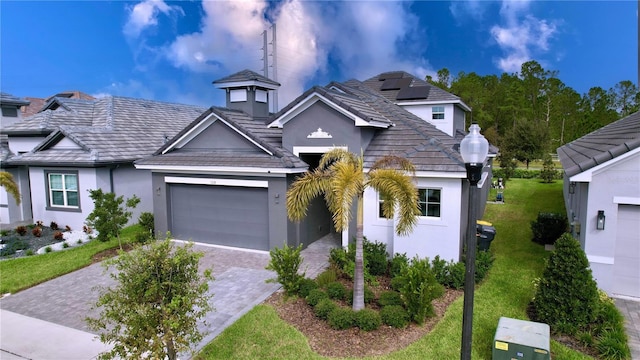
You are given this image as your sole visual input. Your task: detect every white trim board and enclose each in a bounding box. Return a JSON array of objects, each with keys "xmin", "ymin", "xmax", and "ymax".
[
  {"xmin": 165, "ymin": 176, "xmax": 268, "ymax": 188},
  {"xmin": 613, "ymin": 196, "xmax": 640, "ymax": 205},
  {"xmin": 136, "ymin": 164, "xmax": 307, "ymax": 175},
  {"xmin": 293, "ymin": 146, "xmax": 348, "ymax": 156}
]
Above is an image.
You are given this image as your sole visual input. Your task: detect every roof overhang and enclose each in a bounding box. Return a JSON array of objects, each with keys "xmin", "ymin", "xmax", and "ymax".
[
  {"xmin": 134, "ymin": 164, "xmax": 307, "ymax": 176},
  {"xmin": 569, "ymin": 146, "xmax": 640, "ymax": 182},
  {"xmin": 395, "ymin": 99, "xmax": 472, "ymax": 112},
  {"xmin": 214, "ymin": 80, "xmax": 279, "ymax": 91},
  {"xmin": 268, "ymin": 92, "xmax": 389, "ymax": 129}
]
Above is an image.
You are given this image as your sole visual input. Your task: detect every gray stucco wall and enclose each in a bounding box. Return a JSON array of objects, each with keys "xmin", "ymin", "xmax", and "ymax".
[
  {"xmin": 453, "ymin": 106, "xmax": 466, "ymax": 135},
  {"xmin": 6, "ymin": 167, "xmax": 32, "ymax": 223},
  {"xmin": 225, "ymin": 88, "xmax": 270, "ymax": 118},
  {"xmin": 182, "ymin": 120, "xmax": 259, "ymax": 152},
  {"xmin": 111, "ymin": 165, "xmax": 153, "ymax": 226}
]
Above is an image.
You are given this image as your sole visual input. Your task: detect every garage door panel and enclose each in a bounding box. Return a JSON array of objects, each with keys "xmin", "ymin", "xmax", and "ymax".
[
  {"xmin": 613, "ymin": 205, "xmax": 640, "ymax": 297},
  {"xmin": 169, "ymin": 184, "xmax": 269, "ymax": 250}
]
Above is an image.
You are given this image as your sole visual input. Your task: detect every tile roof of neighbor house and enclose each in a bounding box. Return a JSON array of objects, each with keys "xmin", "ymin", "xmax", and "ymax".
[
  {"xmin": 20, "ymin": 91, "xmax": 95, "ymax": 118},
  {"xmin": 135, "ymin": 107, "xmax": 307, "ymax": 170},
  {"xmin": 4, "ymin": 96, "xmax": 205, "ymax": 166},
  {"xmin": 0, "ymin": 92, "xmax": 31, "ymax": 107},
  {"xmin": 558, "ymin": 111, "xmax": 640, "ymax": 177},
  {"xmin": 212, "ymin": 69, "xmax": 281, "ymax": 87}
]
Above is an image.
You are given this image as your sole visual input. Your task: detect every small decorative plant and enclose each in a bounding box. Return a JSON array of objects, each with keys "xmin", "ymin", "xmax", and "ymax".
[
  {"xmin": 65, "ymin": 225, "xmax": 72, "ymax": 232},
  {"xmin": 83, "ymin": 225, "xmax": 92, "ymax": 234},
  {"xmin": 45, "ymin": 246, "xmax": 52, "ymax": 253},
  {"xmin": 50, "ymin": 221, "xmax": 59, "ymax": 230},
  {"xmin": 32, "ymin": 227, "xmax": 42, "ymax": 237},
  {"xmin": 15, "ymin": 225, "xmax": 27, "ymax": 236},
  {"xmin": 53, "ymin": 231, "xmax": 64, "ymax": 241},
  {"xmin": 62, "ymin": 242, "xmax": 69, "ymax": 249}
]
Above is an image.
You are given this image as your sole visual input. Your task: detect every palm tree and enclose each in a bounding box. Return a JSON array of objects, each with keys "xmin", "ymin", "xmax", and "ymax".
[
  {"xmin": 287, "ymin": 149, "xmax": 420, "ymax": 310},
  {"xmin": 0, "ymin": 171, "xmax": 20, "ymax": 205}
]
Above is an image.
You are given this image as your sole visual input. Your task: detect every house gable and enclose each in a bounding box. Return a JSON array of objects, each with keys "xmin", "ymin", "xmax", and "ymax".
[
  {"xmin": 49, "ymin": 136, "xmax": 83, "ymax": 150},
  {"xmin": 180, "ymin": 120, "xmax": 262, "ymax": 153}
]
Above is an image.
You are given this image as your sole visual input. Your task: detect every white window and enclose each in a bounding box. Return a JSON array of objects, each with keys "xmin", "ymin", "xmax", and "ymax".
[
  {"xmin": 419, "ymin": 188, "xmax": 441, "ymax": 217},
  {"xmin": 255, "ymin": 89, "xmax": 268, "ymax": 103},
  {"xmin": 47, "ymin": 172, "xmax": 79, "ymax": 208},
  {"xmin": 230, "ymin": 89, "xmax": 247, "ymax": 102},
  {"xmin": 432, "ymin": 106, "xmax": 445, "ymax": 120}
]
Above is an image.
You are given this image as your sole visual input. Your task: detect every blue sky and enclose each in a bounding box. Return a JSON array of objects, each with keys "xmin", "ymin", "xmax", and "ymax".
[{"xmin": 1, "ymin": 0, "xmax": 637, "ymax": 110}]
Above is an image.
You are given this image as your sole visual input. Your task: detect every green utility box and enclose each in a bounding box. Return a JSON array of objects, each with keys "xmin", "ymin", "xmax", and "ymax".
[{"xmin": 493, "ymin": 317, "xmax": 550, "ymax": 360}]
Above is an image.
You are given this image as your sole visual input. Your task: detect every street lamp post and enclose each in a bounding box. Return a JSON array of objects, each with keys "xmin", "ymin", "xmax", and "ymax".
[{"xmin": 459, "ymin": 123, "xmax": 489, "ymax": 360}]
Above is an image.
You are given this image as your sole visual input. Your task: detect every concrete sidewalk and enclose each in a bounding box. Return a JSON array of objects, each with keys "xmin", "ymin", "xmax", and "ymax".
[{"xmin": 0, "ymin": 310, "xmax": 110, "ymax": 360}]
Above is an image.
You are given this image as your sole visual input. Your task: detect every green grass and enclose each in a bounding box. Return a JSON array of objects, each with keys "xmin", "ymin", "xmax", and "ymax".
[
  {"xmin": 0, "ymin": 225, "xmax": 141, "ymax": 294},
  {"xmin": 197, "ymin": 179, "xmax": 590, "ymax": 359}
]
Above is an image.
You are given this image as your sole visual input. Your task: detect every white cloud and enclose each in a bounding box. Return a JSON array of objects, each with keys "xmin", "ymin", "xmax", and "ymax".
[
  {"xmin": 163, "ymin": 0, "xmax": 434, "ymax": 109},
  {"xmin": 490, "ymin": 1, "xmax": 558, "ymax": 73},
  {"xmin": 449, "ymin": 0, "xmax": 489, "ymax": 23},
  {"xmin": 123, "ymin": 0, "xmax": 184, "ymax": 38}
]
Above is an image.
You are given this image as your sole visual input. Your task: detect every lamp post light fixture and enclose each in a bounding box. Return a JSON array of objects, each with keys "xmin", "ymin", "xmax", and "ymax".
[{"xmin": 459, "ymin": 123, "xmax": 489, "ymax": 360}]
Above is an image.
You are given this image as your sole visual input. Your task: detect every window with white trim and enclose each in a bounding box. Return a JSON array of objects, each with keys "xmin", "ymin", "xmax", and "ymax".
[
  {"xmin": 419, "ymin": 188, "xmax": 441, "ymax": 217},
  {"xmin": 378, "ymin": 193, "xmax": 386, "ymax": 218},
  {"xmin": 47, "ymin": 172, "xmax": 79, "ymax": 208},
  {"xmin": 432, "ymin": 106, "xmax": 445, "ymax": 120}
]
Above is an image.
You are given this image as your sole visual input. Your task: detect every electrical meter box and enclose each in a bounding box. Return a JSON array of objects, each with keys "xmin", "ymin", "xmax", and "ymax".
[{"xmin": 492, "ymin": 317, "xmax": 550, "ymax": 360}]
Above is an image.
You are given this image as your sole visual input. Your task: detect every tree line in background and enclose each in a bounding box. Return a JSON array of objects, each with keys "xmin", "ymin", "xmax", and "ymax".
[{"xmin": 427, "ymin": 60, "xmax": 639, "ymax": 168}]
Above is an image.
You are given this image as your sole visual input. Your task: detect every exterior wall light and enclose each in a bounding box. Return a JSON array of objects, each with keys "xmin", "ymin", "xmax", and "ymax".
[
  {"xmin": 569, "ymin": 182, "xmax": 576, "ymax": 194},
  {"xmin": 597, "ymin": 210, "xmax": 605, "ymax": 230},
  {"xmin": 459, "ymin": 123, "xmax": 489, "ymax": 360}
]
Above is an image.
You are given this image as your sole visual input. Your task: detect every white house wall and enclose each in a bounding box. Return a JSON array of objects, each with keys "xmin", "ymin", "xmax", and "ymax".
[
  {"xmin": 400, "ymin": 104, "xmax": 455, "ymax": 136},
  {"xmin": 28, "ymin": 167, "xmax": 99, "ymax": 230},
  {"xmin": 363, "ymin": 176, "xmax": 463, "ymax": 262},
  {"xmin": 9, "ymin": 137, "xmax": 46, "ymax": 155},
  {"xmin": 582, "ymin": 152, "xmax": 640, "ymax": 294}
]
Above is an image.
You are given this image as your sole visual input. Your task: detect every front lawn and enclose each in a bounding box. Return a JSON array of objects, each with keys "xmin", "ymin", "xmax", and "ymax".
[
  {"xmin": 197, "ymin": 179, "xmax": 590, "ymax": 359},
  {"xmin": 0, "ymin": 225, "xmax": 141, "ymax": 294}
]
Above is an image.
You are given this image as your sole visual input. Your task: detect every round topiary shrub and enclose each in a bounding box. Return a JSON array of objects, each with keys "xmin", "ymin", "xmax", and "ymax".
[
  {"xmin": 532, "ymin": 233, "xmax": 599, "ymax": 334},
  {"xmin": 355, "ymin": 308, "xmax": 381, "ymax": 331},
  {"xmin": 314, "ymin": 298, "xmax": 338, "ymax": 320},
  {"xmin": 298, "ymin": 278, "xmax": 318, "ymax": 298},
  {"xmin": 306, "ymin": 288, "xmax": 329, "ymax": 307},
  {"xmin": 378, "ymin": 291, "xmax": 403, "ymax": 307},
  {"xmin": 327, "ymin": 281, "xmax": 347, "ymax": 300},
  {"xmin": 390, "ymin": 275, "xmax": 406, "ymax": 291},
  {"xmin": 328, "ymin": 307, "xmax": 355, "ymax": 330},
  {"xmin": 380, "ymin": 305, "xmax": 409, "ymax": 328}
]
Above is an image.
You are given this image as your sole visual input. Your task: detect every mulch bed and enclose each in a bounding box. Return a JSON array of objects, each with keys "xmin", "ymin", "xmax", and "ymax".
[{"xmin": 264, "ymin": 287, "xmax": 463, "ymax": 358}]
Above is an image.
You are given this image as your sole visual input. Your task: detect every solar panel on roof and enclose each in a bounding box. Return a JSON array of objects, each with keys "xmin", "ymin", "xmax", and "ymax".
[
  {"xmin": 380, "ymin": 78, "xmax": 412, "ymax": 90},
  {"xmin": 396, "ymin": 86, "xmax": 430, "ymax": 100},
  {"xmin": 378, "ymin": 72, "xmax": 404, "ymax": 81}
]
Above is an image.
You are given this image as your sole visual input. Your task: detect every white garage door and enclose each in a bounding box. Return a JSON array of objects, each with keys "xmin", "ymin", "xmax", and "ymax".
[{"xmin": 613, "ymin": 204, "xmax": 640, "ymax": 298}]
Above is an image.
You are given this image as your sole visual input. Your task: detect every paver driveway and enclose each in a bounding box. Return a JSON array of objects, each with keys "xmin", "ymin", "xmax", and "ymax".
[{"xmin": 0, "ymin": 236, "xmax": 337, "ymax": 359}]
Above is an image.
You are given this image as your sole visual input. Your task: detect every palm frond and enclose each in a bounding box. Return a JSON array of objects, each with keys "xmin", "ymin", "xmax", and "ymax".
[
  {"xmin": 0, "ymin": 171, "xmax": 20, "ymax": 205},
  {"xmin": 368, "ymin": 169, "xmax": 420, "ymax": 235},
  {"xmin": 370, "ymin": 155, "xmax": 416, "ymax": 174},
  {"xmin": 318, "ymin": 148, "xmax": 358, "ymax": 171},
  {"xmin": 327, "ymin": 161, "xmax": 363, "ymax": 231},
  {"xmin": 286, "ymin": 170, "xmax": 332, "ymax": 221}
]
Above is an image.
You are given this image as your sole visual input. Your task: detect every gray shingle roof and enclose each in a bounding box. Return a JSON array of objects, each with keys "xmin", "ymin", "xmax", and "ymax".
[
  {"xmin": 136, "ymin": 107, "xmax": 306, "ymax": 170},
  {"xmin": 558, "ymin": 111, "xmax": 640, "ymax": 177},
  {"xmin": 338, "ymin": 80, "xmax": 465, "ymax": 172},
  {"xmin": 5, "ymin": 97, "xmax": 205, "ymax": 166},
  {"xmin": 0, "ymin": 92, "xmax": 30, "ymax": 107},
  {"xmin": 212, "ymin": 69, "xmax": 281, "ymax": 87}
]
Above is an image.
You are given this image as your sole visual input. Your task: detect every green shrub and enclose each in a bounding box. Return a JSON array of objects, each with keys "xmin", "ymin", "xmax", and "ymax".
[
  {"xmin": 45, "ymin": 246, "xmax": 52, "ymax": 253},
  {"xmin": 327, "ymin": 307, "xmax": 355, "ymax": 330},
  {"xmin": 62, "ymin": 242, "xmax": 69, "ymax": 249},
  {"xmin": 327, "ymin": 282, "xmax": 347, "ymax": 300},
  {"xmin": 0, "ymin": 229, "xmax": 9, "ymax": 236},
  {"xmin": 431, "ymin": 255, "xmax": 448, "ymax": 285},
  {"xmin": 138, "ymin": 212, "xmax": 154, "ymax": 237},
  {"xmin": 329, "ymin": 247, "xmax": 349, "ymax": 271},
  {"xmin": 25, "ymin": 249, "xmax": 34, "ymax": 256},
  {"xmin": 446, "ymin": 261, "xmax": 465, "ymax": 289},
  {"xmin": 306, "ymin": 289, "xmax": 328, "ymax": 306},
  {"xmin": 315, "ymin": 268, "xmax": 337, "ymax": 288},
  {"xmin": 0, "ymin": 240, "xmax": 28, "ymax": 257},
  {"xmin": 390, "ymin": 275, "xmax": 406, "ymax": 291},
  {"xmin": 596, "ymin": 328, "xmax": 631, "ymax": 360},
  {"xmin": 493, "ymin": 168, "xmax": 563, "ymax": 180},
  {"xmin": 594, "ymin": 298, "xmax": 625, "ymax": 334},
  {"xmin": 297, "ymin": 278, "xmax": 318, "ymax": 298},
  {"xmin": 475, "ymin": 250, "xmax": 495, "ymax": 283},
  {"xmin": 577, "ymin": 331, "xmax": 595, "ymax": 347},
  {"xmin": 314, "ymin": 298, "xmax": 338, "ymax": 320},
  {"xmin": 389, "ymin": 252, "xmax": 409, "ymax": 278},
  {"xmin": 378, "ymin": 291, "xmax": 403, "ymax": 307},
  {"xmin": 532, "ymin": 233, "xmax": 599, "ymax": 334},
  {"xmin": 349, "ymin": 285, "xmax": 375, "ymax": 305},
  {"xmin": 530, "ymin": 212, "xmax": 568, "ymax": 245},
  {"xmin": 539, "ymin": 154, "xmax": 557, "ymax": 183},
  {"xmin": 266, "ymin": 243, "xmax": 305, "ymax": 296},
  {"xmin": 355, "ymin": 308, "xmax": 381, "ymax": 331},
  {"xmin": 398, "ymin": 257, "xmax": 444, "ymax": 324},
  {"xmin": 380, "ymin": 305, "xmax": 409, "ymax": 328},
  {"xmin": 135, "ymin": 232, "xmax": 150, "ymax": 244},
  {"xmin": 363, "ymin": 239, "xmax": 388, "ymax": 276},
  {"xmin": 85, "ymin": 189, "xmax": 140, "ymax": 244}
]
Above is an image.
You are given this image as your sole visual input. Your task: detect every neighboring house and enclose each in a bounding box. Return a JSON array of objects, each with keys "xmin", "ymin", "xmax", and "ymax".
[
  {"xmin": 557, "ymin": 111, "xmax": 640, "ymax": 299},
  {"xmin": 0, "ymin": 95, "xmax": 205, "ymax": 229},
  {"xmin": 1, "ymin": 93, "xmax": 31, "ymax": 223},
  {"xmin": 20, "ymin": 91, "xmax": 95, "ymax": 118},
  {"xmin": 136, "ymin": 70, "xmax": 495, "ymax": 262}
]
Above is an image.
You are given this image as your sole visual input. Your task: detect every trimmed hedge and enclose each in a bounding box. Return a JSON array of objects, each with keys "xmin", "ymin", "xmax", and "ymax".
[
  {"xmin": 531, "ymin": 212, "xmax": 568, "ymax": 245},
  {"xmin": 493, "ymin": 168, "xmax": 563, "ymax": 180}
]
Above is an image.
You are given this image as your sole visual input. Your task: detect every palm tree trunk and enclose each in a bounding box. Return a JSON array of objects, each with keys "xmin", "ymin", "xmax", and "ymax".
[{"xmin": 352, "ymin": 194, "xmax": 365, "ymax": 311}]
